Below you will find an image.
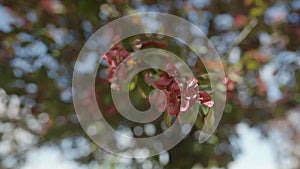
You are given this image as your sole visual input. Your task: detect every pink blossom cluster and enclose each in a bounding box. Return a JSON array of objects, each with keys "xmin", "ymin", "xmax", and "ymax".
[
  {"xmin": 103, "ymin": 44, "xmax": 130, "ymax": 82},
  {"xmin": 148, "ymin": 63, "xmax": 213, "ymax": 116},
  {"xmin": 103, "ymin": 44, "xmax": 214, "ymax": 116}
]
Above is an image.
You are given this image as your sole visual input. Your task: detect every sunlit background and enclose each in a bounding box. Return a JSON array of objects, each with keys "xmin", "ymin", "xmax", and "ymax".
[{"xmin": 1, "ymin": 0, "xmax": 300, "ymax": 169}]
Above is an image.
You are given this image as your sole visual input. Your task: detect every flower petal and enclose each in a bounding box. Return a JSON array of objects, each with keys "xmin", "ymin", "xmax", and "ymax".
[{"xmin": 202, "ymin": 100, "xmax": 214, "ymax": 107}]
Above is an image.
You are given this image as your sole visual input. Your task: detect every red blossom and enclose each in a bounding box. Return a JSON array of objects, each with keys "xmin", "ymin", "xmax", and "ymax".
[
  {"xmin": 199, "ymin": 91, "xmax": 214, "ymax": 108},
  {"xmin": 234, "ymin": 15, "xmax": 248, "ymax": 27},
  {"xmin": 222, "ymin": 76, "xmax": 235, "ymax": 91},
  {"xmin": 150, "ymin": 64, "xmax": 183, "ymax": 116},
  {"xmin": 143, "ymin": 72, "xmax": 155, "ymax": 86},
  {"xmin": 103, "ymin": 44, "xmax": 130, "ymax": 68},
  {"xmin": 165, "ymin": 91, "xmax": 181, "ymax": 116},
  {"xmin": 103, "ymin": 45, "xmax": 214, "ymax": 116},
  {"xmin": 103, "ymin": 44, "xmax": 130, "ymax": 82},
  {"xmin": 165, "ymin": 63, "xmax": 178, "ymax": 77},
  {"xmin": 106, "ymin": 68, "xmax": 116, "ymax": 82},
  {"xmin": 152, "ymin": 72, "xmax": 174, "ymax": 90},
  {"xmin": 181, "ymin": 78, "xmax": 200, "ymax": 111},
  {"xmin": 40, "ymin": 0, "xmax": 65, "ymax": 14},
  {"xmin": 149, "ymin": 90, "xmax": 167, "ymax": 113},
  {"xmin": 150, "ymin": 64, "xmax": 214, "ymax": 116}
]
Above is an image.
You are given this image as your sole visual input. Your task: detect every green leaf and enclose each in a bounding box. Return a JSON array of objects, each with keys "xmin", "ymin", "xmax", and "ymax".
[
  {"xmin": 254, "ymin": 0, "xmax": 266, "ymax": 7},
  {"xmin": 207, "ymin": 135, "xmax": 219, "ymax": 144},
  {"xmin": 129, "ymin": 81, "xmax": 136, "ymax": 91},
  {"xmin": 164, "ymin": 111, "xmax": 172, "ymax": 128},
  {"xmin": 250, "ymin": 7, "xmax": 265, "ymax": 17},
  {"xmin": 195, "ymin": 114, "xmax": 204, "ymax": 129},
  {"xmin": 199, "ymin": 84, "xmax": 210, "ymax": 88},
  {"xmin": 200, "ymin": 104, "xmax": 210, "ymax": 116},
  {"xmin": 198, "ymin": 73, "xmax": 210, "ymax": 80},
  {"xmin": 246, "ymin": 60, "xmax": 259, "ymax": 70}
]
